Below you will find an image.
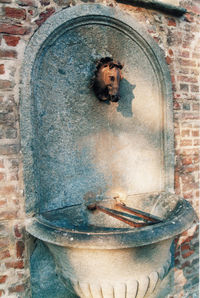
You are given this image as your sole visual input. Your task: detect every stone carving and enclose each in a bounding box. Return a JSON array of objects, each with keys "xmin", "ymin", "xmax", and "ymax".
[
  {"xmin": 64, "ymin": 256, "xmax": 171, "ymax": 298},
  {"xmin": 92, "ymin": 57, "xmax": 123, "ymax": 102}
]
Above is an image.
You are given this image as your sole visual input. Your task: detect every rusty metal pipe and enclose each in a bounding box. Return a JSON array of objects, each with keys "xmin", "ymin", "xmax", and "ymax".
[
  {"xmin": 115, "ymin": 203, "xmax": 162, "ymax": 223},
  {"xmin": 88, "ymin": 204, "xmax": 151, "ymax": 228}
]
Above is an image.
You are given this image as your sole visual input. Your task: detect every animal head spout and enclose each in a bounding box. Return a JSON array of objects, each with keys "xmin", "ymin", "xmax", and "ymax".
[{"xmin": 92, "ymin": 57, "xmax": 123, "ymax": 102}]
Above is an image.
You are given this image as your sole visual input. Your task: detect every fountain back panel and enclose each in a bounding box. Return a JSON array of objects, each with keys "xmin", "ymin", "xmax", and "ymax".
[
  {"xmin": 21, "ymin": 5, "xmax": 196, "ymax": 298},
  {"xmin": 21, "ymin": 6, "xmax": 174, "ymax": 214}
]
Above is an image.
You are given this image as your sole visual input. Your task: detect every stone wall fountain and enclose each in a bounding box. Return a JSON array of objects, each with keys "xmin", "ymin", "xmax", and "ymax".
[{"xmin": 21, "ymin": 4, "xmax": 197, "ymax": 297}]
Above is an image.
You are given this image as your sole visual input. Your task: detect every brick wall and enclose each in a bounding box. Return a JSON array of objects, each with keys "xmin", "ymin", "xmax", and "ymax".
[{"xmin": 0, "ymin": 0, "xmax": 199, "ymax": 296}]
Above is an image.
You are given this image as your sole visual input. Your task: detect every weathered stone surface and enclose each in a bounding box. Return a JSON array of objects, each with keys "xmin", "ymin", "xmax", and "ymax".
[
  {"xmin": 30, "ymin": 241, "xmax": 74, "ymax": 298},
  {"xmin": 21, "ymin": 4, "xmax": 174, "ymax": 213}
]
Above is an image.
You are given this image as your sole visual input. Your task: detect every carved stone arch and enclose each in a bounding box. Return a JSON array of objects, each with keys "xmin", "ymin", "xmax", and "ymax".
[{"xmin": 21, "ymin": 4, "xmax": 174, "ymax": 214}]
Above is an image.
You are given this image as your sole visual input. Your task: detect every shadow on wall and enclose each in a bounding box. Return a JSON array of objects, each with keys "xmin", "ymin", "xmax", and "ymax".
[
  {"xmin": 30, "ymin": 241, "xmax": 78, "ymax": 298},
  {"xmin": 117, "ymin": 79, "xmax": 136, "ymax": 118}
]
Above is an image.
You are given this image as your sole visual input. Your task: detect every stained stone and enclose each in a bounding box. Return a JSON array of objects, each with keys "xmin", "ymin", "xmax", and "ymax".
[{"xmin": 21, "ymin": 4, "xmax": 174, "ymax": 214}]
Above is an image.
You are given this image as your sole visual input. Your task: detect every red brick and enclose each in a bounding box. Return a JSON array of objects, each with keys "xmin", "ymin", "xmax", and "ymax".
[
  {"xmin": 179, "ymin": 59, "xmax": 196, "ymax": 67},
  {"xmin": 5, "ymin": 7, "xmax": 26, "ymax": 20},
  {"xmin": 0, "ymin": 160, "xmax": 4, "ymax": 168},
  {"xmin": 192, "ymin": 52, "xmax": 200, "ymax": 59},
  {"xmin": 174, "ymin": 251, "xmax": 180, "ymax": 258},
  {"xmin": 0, "ymin": 64, "xmax": 5, "ymax": 75},
  {"xmin": 0, "ymin": 250, "xmax": 10, "ymax": 260},
  {"xmin": 180, "ymin": 140, "xmax": 192, "ymax": 146},
  {"xmin": 194, "ymin": 139, "xmax": 200, "ymax": 146},
  {"xmin": 0, "ymin": 185, "xmax": 15, "ymax": 195},
  {"xmin": 181, "ymin": 122, "xmax": 193, "ymax": 129},
  {"xmin": 14, "ymin": 224, "xmax": 22, "ymax": 238},
  {"xmin": 168, "ymin": 48, "xmax": 173, "ymax": 56},
  {"xmin": 35, "ymin": 7, "xmax": 55, "ymax": 26},
  {"xmin": 0, "ymin": 49, "xmax": 17, "ymax": 59},
  {"xmin": 192, "ymin": 130, "xmax": 199, "ymax": 137},
  {"xmin": 183, "ymin": 182, "xmax": 198, "ymax": 192},
  {"xmin": 174, "ymin": 128, "xmax": 180, "ymax": 137},
  {"xmin": 181, "ymin": 243, "xmax": 190, "ymax": 251},
  {"xmin": 178, "ymin": 76, "xmax": 198, "ymax": 83},
  {"xmin": 182, "ymin": 250, "xmax": 195, "ymax": 259},
  {"xmin": 170, "ymin": 75, "xmax": 175, "ymax": 84},
  {"xmin": 174, "ymin": 102, "xmax": 181, "ymax": 110},
  {"xmin": 0, "ymin": 23, "xmax": 30, "ymax": 35},
  {"xmin": 175, "ymin": 258, "xmax": 180, "ymax": 266},
  {"xmin": 180, "ymin": 260, "xmax": 190, "ymax": 269},
  {"xmin": 191, "ymin": 68, "xmax": 199, "ymax": 76},
  {"xmin": 179, "ymin": 51, "xmax": 190, "ymax": 58},
  {"xmin": 181, "ymin": 173, "xmax": 195, "ymax": 183},
  {"xmin": 185, "ymin": 4, "xmax": 200, "ymax": 15},
  {"xmin": 184, "ymin": 113, "xmax": 199, "ymax": 120},
  {"xmin": 3, "ymin": 35, "xmax": 20, "ymax": 47},
  {"xmin": 191, "ymin": 85, "xmax": 199, "ymax": 92},
  {"xmin": 182, "ymin": 41, "xmax": 192, "ymax": 49},
  {"xmin": 182, "ymin": 157, "xmax": 193, "ymax": 165},
  {"xmin": 0, "ymin": 210, "xmax": 18, "ymax": 220},
  {"xmin": 166, "ymin": 56, "xmax": 172, "ymax": 65},
  {"xmin": 183, "ymin": 191, "xmax": 193, "ymax": 200},
  {"xmin": 16, "ymin": 241, "xmax": 25, "ymax": 258},
  {"xmin": 174, "ymin": 172, "xmax": 180, "ymax": 191},
  {"xmin": 181, "ymin": 130, "xmax": 190, "ymax": 137},
  {"xmin": 179, "ymin": 68, "xmax": 189, "ymax": 75},
  {"xmin": 192, "ymin": 103, "xmax": 199, "ymax": 111},
  {"xmin": 6, "ymin": 260, "xmax": 24, "ymax": 269},
  {"xmin": 0, "ymin": 199, "xmax": 6, "ymax": 206},
  {"xmin": 0, "ymin": 172, "xmax": 5, "ymax": 180},
  {"xmin": 168, "ymin": 19, "xmax": 176, "ymax": 27},
  {"xmin": 194, "ymin": 122, "xmax": 200, "ymax": 128},
  {"xmin": 0, "ymin": 238, "xmax": 9, "ymax": 249},
  {"xmin": 0, "ymin": 275, "xmax": 7, "ymax": 284},
  {"xmin": 9, "ymin": 284, "xmax": 25, "ymax": 293},
  {"xmin": 194, "ymin": 155, "xmax": 199, "ymax": 163}
]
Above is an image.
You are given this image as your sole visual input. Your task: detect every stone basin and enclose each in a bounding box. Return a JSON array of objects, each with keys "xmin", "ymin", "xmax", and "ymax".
[{"xmin": 26, "ymin": 192, "xmax": 197, "ymax": 298}]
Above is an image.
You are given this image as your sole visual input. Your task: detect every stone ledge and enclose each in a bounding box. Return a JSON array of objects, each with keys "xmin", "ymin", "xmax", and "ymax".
[{"xmin": 117, "ymin": 0, "xmax": 187, "ymax": 16}]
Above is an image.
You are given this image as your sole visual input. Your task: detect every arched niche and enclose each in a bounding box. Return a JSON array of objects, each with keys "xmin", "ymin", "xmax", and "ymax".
[{"xmin": 20, "ymin": 4, "xmax": 174, "ymax": 214}]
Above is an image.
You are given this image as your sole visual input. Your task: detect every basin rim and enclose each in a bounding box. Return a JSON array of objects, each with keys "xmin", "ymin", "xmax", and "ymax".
[{"xmin": 26, "ymin": 199, "xmax": 197, "ymax": 249}]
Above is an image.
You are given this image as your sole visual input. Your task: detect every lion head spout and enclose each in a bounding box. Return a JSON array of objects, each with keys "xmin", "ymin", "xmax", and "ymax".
[{"xmin": 92, "ymin": 57, "xmax": 123, "ymax": 102}]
